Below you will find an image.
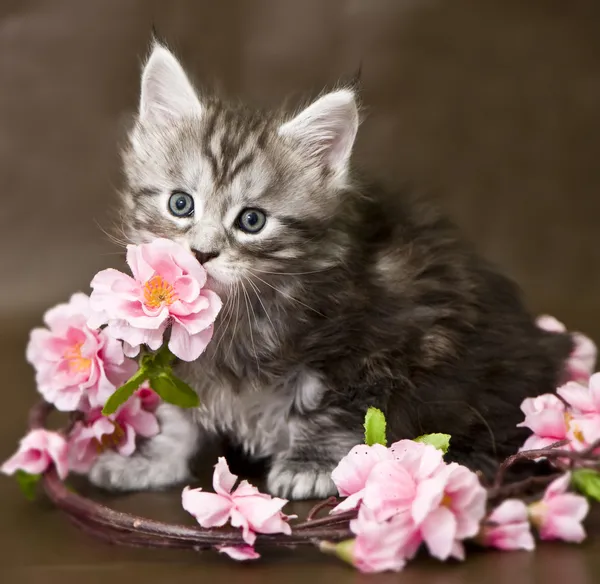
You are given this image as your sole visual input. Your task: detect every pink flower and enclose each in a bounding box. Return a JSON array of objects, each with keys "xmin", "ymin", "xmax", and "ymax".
[
  {"xmin": 528, "ymin": 473, "xmax": 589, "ymax": 543},
  {"xmin": 536, "ymin": 315, "xmax": 597, "ymax": 384},
  {"xmin": 330, "ymin": 443, "xmax": 393, "ymax": 513},
  {"xmin": 26, "ymin": 293, "xmax": 136, "ymax": 411},
  {"xmin": 338, "ymin": 440, "xmax": 486, "ymax": 562},
  {"xmin": 557, "ymin": 376, "xmax": 600, "ymax": 448},
  {"xmin": 88, "ymin": 238, "xmax": 222, "ymax": 362},
  {"xmin": 479, "ymin": 499, "xmax": 535, "ymax": 551},
  {"xmin": 1, "ymin": 429, "xmax": 69, "ymax": 480},
  {"xmin": 68, "ymin": 395, "xmax": 160, "ymax": 473},
  {"xmin": 217, "ymin": 546, "xmax": 261, "ymax": 561},
  {"xmin": 517, "ymin": 394, "xmax": 569, "ymax": 451},
  {"xmin": 182, "ymin": 457, "xmax": 294, "ymax": 549},
  {"xmin": 407, "ymin": 460, "xmax": 487, "ymax": 560},
  {"xmin": 348, "ymin": 506, "xmax": 418, "ymax": 573}
]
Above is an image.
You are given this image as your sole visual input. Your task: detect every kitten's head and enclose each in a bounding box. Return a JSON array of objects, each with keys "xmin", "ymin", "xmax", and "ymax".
[{"xmin": 121, "ymin": 43, "xmax": 359, "ymax": 294}]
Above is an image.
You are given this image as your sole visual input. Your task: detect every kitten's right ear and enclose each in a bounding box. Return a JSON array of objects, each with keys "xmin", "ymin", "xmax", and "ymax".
[{"xmin": 139, "ymin": 43, "xmax": 202, "ymax": 125}]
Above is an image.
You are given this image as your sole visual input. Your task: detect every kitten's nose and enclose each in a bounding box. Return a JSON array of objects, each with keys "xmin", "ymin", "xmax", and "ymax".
[{"xmin": 193, "ymin": 250, "xmax": 220, "ymax": 265}]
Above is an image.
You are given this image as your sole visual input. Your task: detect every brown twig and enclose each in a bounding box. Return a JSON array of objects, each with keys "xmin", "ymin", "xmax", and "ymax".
[
  {"xmin": 27, "ymin": 401, "xmax": 600, "ymax": 553},
  {"xmin": 306, "ymin": 496, "xmax": 339, "ymax": 521}
]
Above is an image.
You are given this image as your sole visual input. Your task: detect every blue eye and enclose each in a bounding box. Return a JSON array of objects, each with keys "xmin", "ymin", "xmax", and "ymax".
[
  {"xmin": 237, "ymin": 208, "xmax": 267, "ymax": 234},
  {"xmin": 168, "ymin": 191, "xmax": 194, "ymax": 217}
]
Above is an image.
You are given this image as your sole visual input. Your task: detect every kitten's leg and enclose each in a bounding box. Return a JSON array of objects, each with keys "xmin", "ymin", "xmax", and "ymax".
[
  {"xmin": 88, "ymin": 403, "xmax": 200, "ymax": 491},
  {"xmin": 267, "ymin": 416, "xmax": 360, "ymax": 500}
]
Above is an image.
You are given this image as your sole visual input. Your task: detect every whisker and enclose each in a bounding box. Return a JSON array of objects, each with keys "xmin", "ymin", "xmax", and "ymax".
[
  {"xmin": 243, "ymin": 275, "xmax": 279, "ymax": 345},
  {"xmin": 247, "ymin": 269, "xmax": 325, "ymax": 318},
  {"xmin": 248, "ymin": 266, "xmax": 335, "ymax": 276},
  {"xmin": 241, "ymin": 280, "xmax": 260, "ymax": 374},
  {"xmin": 226, "ymin": 285, "xmax": 241, "ymax": 360}
]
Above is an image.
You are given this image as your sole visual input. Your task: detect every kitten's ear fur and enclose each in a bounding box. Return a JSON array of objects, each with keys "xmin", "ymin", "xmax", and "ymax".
[
  {"xmin": 139, "ymin": 43, "xmax": 202, "ymax": 124},
  {"xmin": 278, "ymin": 89, "xmax": 359, "ymax": 180}
]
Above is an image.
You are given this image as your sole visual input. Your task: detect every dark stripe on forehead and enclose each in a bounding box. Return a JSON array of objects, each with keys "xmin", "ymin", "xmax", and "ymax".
[
  {"xmin": 202, "ymin": 104, "xmax": 221, "ymax": 179},
  {"xmin": 134, "ymin": 186, "xmax": 160, "ymax": 198}
]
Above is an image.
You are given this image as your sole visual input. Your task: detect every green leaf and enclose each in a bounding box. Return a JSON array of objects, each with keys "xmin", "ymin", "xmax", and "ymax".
[
  {"xmin": 102, "ymin": 368, "xmax": 147, "ymax": 415},
  {"xmin": 364, "ymin": 407, "xmax": 387, "ymax": 446},
  {"xmin": 572, "ymin": 469, "xmax": 600, "ymax": 501},
  {"xmin": 150, "ymin": 372, "xmax": 199, "ymax": 408},
  {"xmin": 414, "ymin": 433, "xmax": 451, "ymax": 454},
  {"xmin": 152, "ymin": 345, "xmax": 176, "ymax": 369},
  {"xmin": 15, "ymin": 470, "xmax": 41, "ymax": 501}
]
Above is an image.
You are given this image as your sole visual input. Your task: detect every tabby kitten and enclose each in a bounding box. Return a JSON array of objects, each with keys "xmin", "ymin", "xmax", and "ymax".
[{"xmin": 89, "ymin": 43, "xmax": 572, "ymax": 499}]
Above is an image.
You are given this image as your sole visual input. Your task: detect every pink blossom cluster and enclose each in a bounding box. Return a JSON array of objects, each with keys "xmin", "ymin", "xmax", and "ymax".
[
  {"xmin": 479, "ymin": 472, "xmax": 588, "ymax": 551},
  {"xmin": 518, "ymin": 374, "xmax": 600, "ymax": 454},
  {"xmin": 518, "ymin": 316, "xmax": 597, "ymax": 454},
  {"xmin": 3, "ymin": 238, "xmax": 224, "ymax": 484},
  {"xmin": 1, "ymin": 290, "xmax": 163, "ymax": 483},
  {"xmin": 329, "ymin": 440, "xmax": 486, "ymax": 572},
  {"xmin": 182, "ymin": 457, "xmax": 296, "ymax": 560}
]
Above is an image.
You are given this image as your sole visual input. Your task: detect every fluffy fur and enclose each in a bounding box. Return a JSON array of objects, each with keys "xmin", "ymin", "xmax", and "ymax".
[{"xmin": 91, "ymin": 43, "xmax": 572, "ymax": 499}]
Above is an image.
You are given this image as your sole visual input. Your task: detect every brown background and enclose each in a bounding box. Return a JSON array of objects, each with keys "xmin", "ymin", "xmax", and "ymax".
[{"xmin": 1, "ymin": 1, "xmax": 600, "ymax": 582}]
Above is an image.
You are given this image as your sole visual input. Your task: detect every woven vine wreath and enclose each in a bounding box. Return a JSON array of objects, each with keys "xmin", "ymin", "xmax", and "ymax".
[{"xmin": 3, "ymin": 238, "xmax": 600, "ymax": 573}]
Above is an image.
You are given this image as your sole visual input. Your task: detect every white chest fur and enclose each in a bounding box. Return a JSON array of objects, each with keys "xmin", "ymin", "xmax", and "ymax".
[{"xmin": 181, "ymin": 365, "xmax": 326, "ymax": 458}]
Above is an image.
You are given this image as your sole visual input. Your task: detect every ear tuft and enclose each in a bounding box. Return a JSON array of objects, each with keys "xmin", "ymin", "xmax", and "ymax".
[
  {"xmin": 278, "ymin": 89, "xmax": 359, "ymax": 178},
  {"xmin": 139, "ymin": 43, "xmax": 202, "ymax": 124}
]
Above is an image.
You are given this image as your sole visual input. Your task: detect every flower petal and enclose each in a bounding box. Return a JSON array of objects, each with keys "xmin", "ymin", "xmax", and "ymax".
[
  {"xmin": 218, "ymin": 545, "xmax": 260, "ymax": 561},
  {"xmin": 420, "ymin": 506, "xmax": 457, "ymax": 561},
  {"xmin": 182, "ymin": 487, "xmax": 233, "ymax": 527}
]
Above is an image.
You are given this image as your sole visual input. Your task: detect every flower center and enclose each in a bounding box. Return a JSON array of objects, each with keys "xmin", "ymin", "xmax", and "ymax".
[
  {"xmin": 441, "ymin": 494, "xmax": 452, "ymax": 508},
  {"xmin": 93, "ymin": 421, "xmax": 126, "ymax": 453},
  {"xmin": 565, "ymin": 412, "xmax": 585, "ymax": 443},
  {"xmin": 63, "ymin": 342, "xmax": 92, "ymax": 374},
  {"xmin": 143, "ymin": 275, "xmax": 177, "ymax": 309}
]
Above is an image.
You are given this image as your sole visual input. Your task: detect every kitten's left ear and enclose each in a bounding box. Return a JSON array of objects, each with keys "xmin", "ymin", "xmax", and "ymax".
[
  {"xmin": 139, "ymin": 43, "xmax": 202, "ymax": 125},
  {"xmin": 278, "ymin": 89, "xmax": 359, "ymax": 179}
]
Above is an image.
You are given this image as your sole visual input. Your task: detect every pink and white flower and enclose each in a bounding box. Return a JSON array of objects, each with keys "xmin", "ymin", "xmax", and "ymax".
[
  {"xmin": 26, "ymin": 293, "xmax": 136, "ymax": 411},
  {"xmin": 331, "ymin": 440, "xmax": 486, "ymax": 564},
  {"xmin": 479, "ymin": 499, "xmax": 535, "ymax": 551},
  {"xmin": 330, "ymin": 443, "xmax": 393, "ymax": 513},
  {"xmin": 182, "ymin": 457, "xmax": 295, "ymax": 554},
  {"xmin": 1, "ymin": 429, "xmax": 69, "ymax": 480},
  {"xmin": 217, "ymin": 545, "xmax": 261, "ymax": 561},
  {"xmin": 68, "ymin": 395, "xmax": 160, "ymax": 473},
  {"xmin": 88, "ymin": 238, "xmax": 222, "ymax": 362},
  {"xmin": 528, "ymin": 473, "xmax": 589, "ymax": 543},
  {"xmin": 517, "ymin": 394, "xmax": 569, "ymax": 451},
  {"xmin": 348, "ymin": 506, "xmax": 417, "ymax": 573},
  {"xmin": 536, "ymin": 315, "xmax": 596, "ymax": 384}
]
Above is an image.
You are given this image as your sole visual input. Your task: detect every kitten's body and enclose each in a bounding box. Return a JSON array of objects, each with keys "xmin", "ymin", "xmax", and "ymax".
[{"xmin": 89, "ymin": 44, "xmax": 572, "ymax": 498}]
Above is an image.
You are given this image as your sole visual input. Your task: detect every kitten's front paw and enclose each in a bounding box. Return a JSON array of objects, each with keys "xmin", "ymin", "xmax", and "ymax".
[
  {"xmin": 267, "ymin": 460, "xmax": 337, "ymax": 500},
  {"xmin": 88, "ymin": 449, "xmax": 191, "ymax": 492}
]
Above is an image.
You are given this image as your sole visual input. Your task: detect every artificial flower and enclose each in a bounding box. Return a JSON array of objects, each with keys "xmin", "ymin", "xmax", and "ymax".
[
  {"xmin": 479, "ymin": 499, "xmax": 535, "ymax": 551},
  {"xmin": 26, "ymin": 293, "xmax": 136, "ymax": 411},
  {"xmin": 528, "ymin": 473, "xmax": 589, "ymax": 543},
  {"xmin": 330, "ymin": 443, "xmax": 393, "ymax": 513},
  {"xmin": 348, "ymin": 506, "xmax": 417, "ymax": 573},
  {"xmin": 536, "ymin": 315, "xmax": 596, "ymax": 384},
  {"xmin": 68, "ymin": 394, "xmax": 160, "ymax": 473},
  {"xmin": 182, "ymin": 457, "xmax": 294, "ymax": 549},
  {"xmin": 217, "ymin": 545, "xmax": 261, "ymax": 561},
  {"xmin": 1, "ymin": 429, "xmax": 69, "ymax": 480},
  {"xmin": 517, "ymin": 394, "xmax": 569, "ymax": 451},
  {"xmin": 88, "ymin": 238, "xmax": 222, "ymax": 361}
]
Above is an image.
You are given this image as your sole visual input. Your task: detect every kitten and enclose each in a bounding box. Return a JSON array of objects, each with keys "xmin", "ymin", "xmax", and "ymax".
[{"xmin": 89, "ymin": 43, "xmax": 572, "ymax": 499}]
